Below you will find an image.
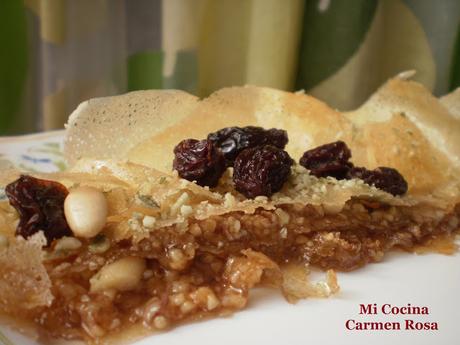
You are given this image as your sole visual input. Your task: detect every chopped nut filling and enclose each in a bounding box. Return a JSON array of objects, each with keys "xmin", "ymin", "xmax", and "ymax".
[{"xmin": 1, "ymin": 198, "xmax": 456, "ymax": 342}]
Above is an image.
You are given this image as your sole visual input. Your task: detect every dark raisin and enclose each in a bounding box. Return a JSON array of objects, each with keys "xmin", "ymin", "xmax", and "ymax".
[
  {"xmin": 233, "ymin": 145, "xmax": 293, "ymax": 198},
  {"xmin": 299, "ymin": 141, "xmax": 352, "ymax": 179},
  {"xmin": 207, "ymin": 126, "xmax": 288, "ymax": 166},
  {"xmin": 347, "ymin": 167, "xmax": 408, "ymax": 196},
  {"xmin": 5, "ymin": 175, "xmax": 72, "ymax": 245},
  {"xmin": 173, "ymin": 139, "xmax": 226, "ymax": 187}
]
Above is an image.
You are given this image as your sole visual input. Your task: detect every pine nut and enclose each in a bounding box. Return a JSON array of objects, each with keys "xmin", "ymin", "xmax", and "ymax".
[
  {"xmin": 90, "ymin": 257, "xmax": 146, "ymax": 293},
  {"xmin": 54, "ymin": 237, "xmax": 82, "ymax": 251},
  {"xmin": 64, "ymin": 186, "xmax": 108, "ymax": 238}
]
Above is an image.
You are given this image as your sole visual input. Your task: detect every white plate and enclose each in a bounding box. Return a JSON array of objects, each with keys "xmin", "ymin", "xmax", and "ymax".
[{"xmin": 1, "ymin": 132, "xmax": 459, "ymax": 345}]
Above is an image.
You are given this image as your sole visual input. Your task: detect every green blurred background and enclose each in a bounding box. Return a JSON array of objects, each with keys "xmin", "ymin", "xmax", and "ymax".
[{"xmin": 1, "ymin": 0, "xmax": 459, "ymax": 134}]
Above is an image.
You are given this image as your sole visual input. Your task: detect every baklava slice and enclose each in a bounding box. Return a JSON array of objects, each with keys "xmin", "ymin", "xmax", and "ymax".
[{"xmin": 0, "ymin": 157, "xmax": 458, "ymax": 343}]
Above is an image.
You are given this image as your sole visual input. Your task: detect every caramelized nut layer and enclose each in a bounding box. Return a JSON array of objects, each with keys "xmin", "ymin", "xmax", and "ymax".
[{"xmin": 23, "ymin": 200, "xmax": 460, "ymax": 341}]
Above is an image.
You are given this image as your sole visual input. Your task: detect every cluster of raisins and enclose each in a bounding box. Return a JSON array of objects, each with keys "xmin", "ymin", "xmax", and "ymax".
[
  {"xmin": 207, "ymin": 126, "xmax": 288, "ymax": 166},
  {"xmin": 173, "ymin": 127, "xmax": 408, "ymax": 197},
  {"xmin": 5, "ymin": 175, "xmax": 72, "ymax": 245},
  {"xmin": 299, "ymin": 141, "xmax": 407, "ymax": 196},
  {"xmin": 173, "ymin": 126, "xmax": 292, "ymax": 197}
]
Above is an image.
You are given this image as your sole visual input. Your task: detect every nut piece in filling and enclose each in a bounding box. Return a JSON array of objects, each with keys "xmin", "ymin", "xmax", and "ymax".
[
  {"xmin": 90, "ymin": 257, "xmax": 146, "ymax": 293},
  {"xmin": 233, "ymin": 145, "xmax": 293, "ymax": 198},
  {"xmin": 173, "ymin": 139, "xmax": 226, "ymax": 187},
  {"xmin": 64, "ymin": 186, "xmax": 108, "ymax": 238}
]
